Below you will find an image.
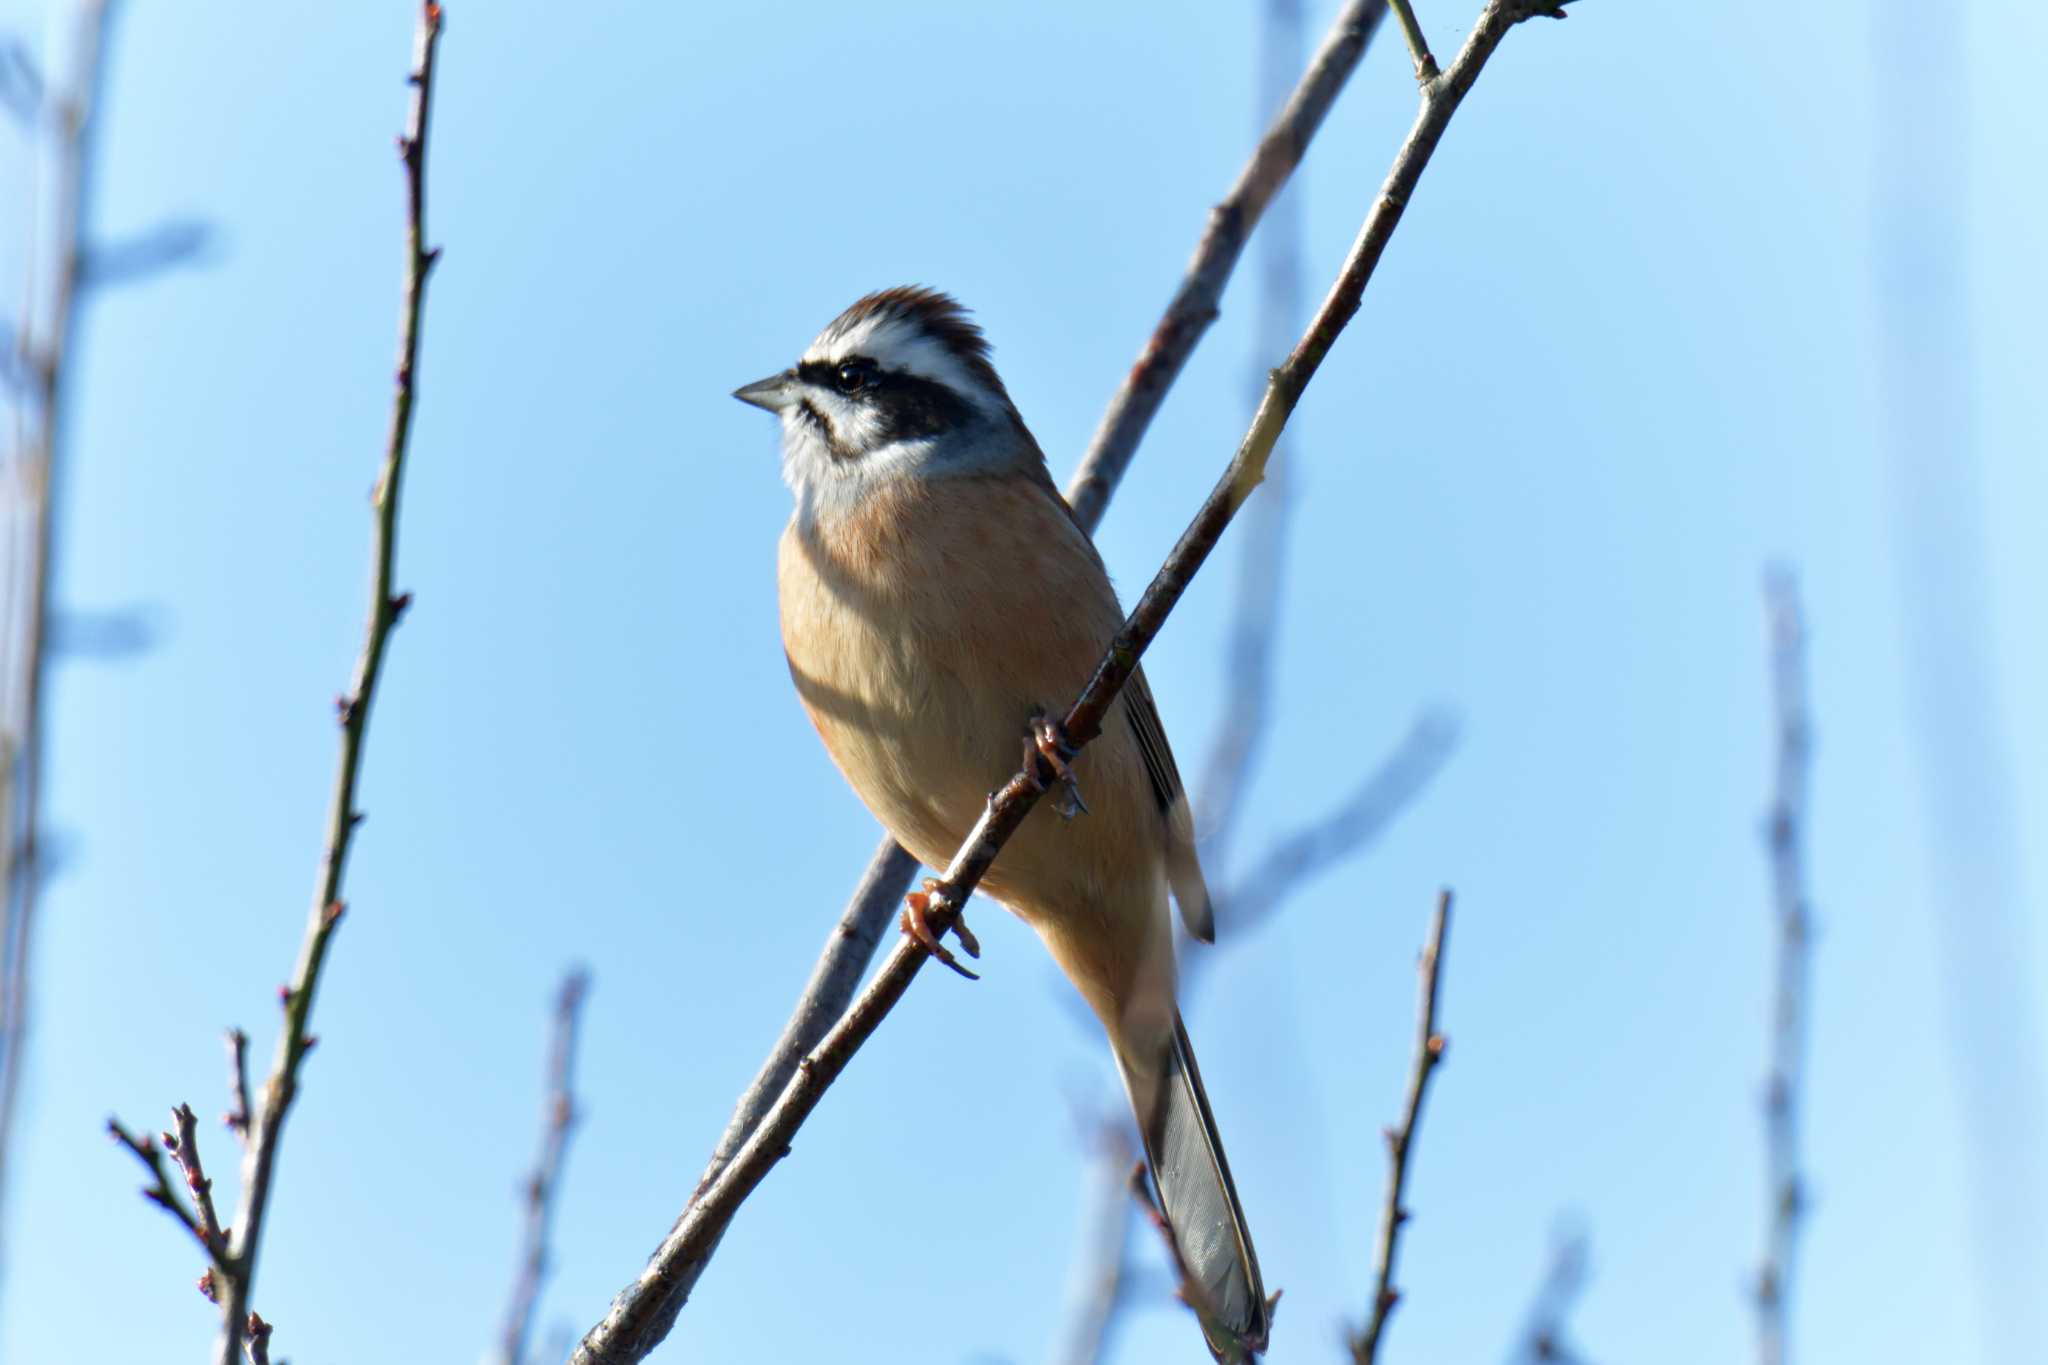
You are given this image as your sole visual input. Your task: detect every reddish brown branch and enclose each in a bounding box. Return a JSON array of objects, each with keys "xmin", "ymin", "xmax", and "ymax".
[
  {"xmin": 108, "ymin": 1117, "xmax": 225, "ymax": 1271},
  {"xmin": 573, "ymin": 6, "xmax": 1564, "ymax": 1356},
  {"xmin": 101, "ymin": 8, "xmax": 446, "ymax": 1362},
  {"xmin": 222, "ymin": 1027, "xmax": 252, "ymax": 1145},
  {"xmin": 688, "ymin": 0, "xmax": 1396, "ymax": 1232},
  {"xmin": 1063, "ymin": 0, "xmax": 1389, "ymax": 529},
  {"xmin": 495, "ymin": 969, "xmax": 591, "ymax": 1365},
  {"xmin": 1350, "ymin": 890, "xmax": 1453, "ymax": 1365}
]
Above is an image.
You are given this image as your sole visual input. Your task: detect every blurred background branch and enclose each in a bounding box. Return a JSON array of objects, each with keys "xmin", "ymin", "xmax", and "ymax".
[
  {"xmin": 0, "ymin": 0, "xmax": 117, "ymax": 1280},
  {"xmin": 683, "ymin": 0, "xmax": 1396, "ymax": 1311},
  {"xmin": 1506, "ymin": 1232, "xmax": 1592, "ymax": 1365},
  {"xmin": 494, "ymin": 967, "xmax": 591, "ymax": 1365},
  {"xmin": 1756, "ymin": 568, "xmax": 1811, "ymax": 1365},
  {"xmin": 576, "ymin": 4, "xmax": 1564, "ymax": 1357}
]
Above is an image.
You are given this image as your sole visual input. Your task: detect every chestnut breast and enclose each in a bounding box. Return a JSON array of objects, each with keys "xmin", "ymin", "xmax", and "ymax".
[{"xmin": 776, "ymin": 473, "xmax": 1160, "ymax": 923}]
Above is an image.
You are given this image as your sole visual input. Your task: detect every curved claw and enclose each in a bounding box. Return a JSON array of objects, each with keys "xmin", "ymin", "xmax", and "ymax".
[
  {"xmin": 901, "ymin": 889, "xmax": 980, "ymax": 981},
  {"xmin": 1027, "ymin": 712, "xmax": 1089, "ymax": 819}
]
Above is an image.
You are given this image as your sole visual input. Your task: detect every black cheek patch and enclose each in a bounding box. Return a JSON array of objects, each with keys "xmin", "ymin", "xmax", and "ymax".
[{"xmin": 872, "ymin": 373, "xmax": 977, "ymax": 444}]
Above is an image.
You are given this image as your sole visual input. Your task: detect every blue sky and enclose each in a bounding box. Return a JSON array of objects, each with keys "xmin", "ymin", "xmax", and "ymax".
[{"xmin": 2, "ymin": 1, "xmax": 2043, "ymax": 1363}]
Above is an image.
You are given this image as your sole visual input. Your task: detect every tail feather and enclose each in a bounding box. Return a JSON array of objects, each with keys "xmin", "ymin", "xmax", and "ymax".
[{"xmin": 1115, "ymin": 1010, "xmax": 1269, "ymax": 1359}]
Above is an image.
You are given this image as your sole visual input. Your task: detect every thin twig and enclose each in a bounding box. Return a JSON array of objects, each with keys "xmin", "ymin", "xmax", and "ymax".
[
  {"xmin": 686, "ymin": 837, "xmax": 916, "ymax": 1207},
  {"xmin": 575, "ymin": 8, "xmax": 1562, "ymax": 1355},
  {"xmin": 686, "ymin": 0, "xmax": 1393, "ymax": 1249},
  {"xmin": 223, "ymin": 1027, "xmax": 252, "ymax": 1145},
  {"xmin": 162, "ymin": 1101, "xmax": 229, "ymax": 1262},
  {"xmin": 1214, "ymin": 710, "xmax": 1458, "ymax": 941},
  {"xmin": 1350, "ymin": 889, "xmax": 1452, "ymax": 1365},
  {"xmin": 212, "ymin": 8, "xmax": 445, "ymax": 1354},
  {"xmin": 96, "ymin": 7, "xmax": 445, "ymax": 1360},
  {"xmin": 1756, "ymin": 567, "xmax": 1811, "ymax": 1365},
  {"xmin": 496, "ymin": 968, "xmax": 592, "ymax": 1365},
  {"xmin": 0, "ymin": 0, "xmax": 116, "ymax": 1260},
  {"xmin": 1062, "ymin": 0, "xmax": 1389, "ymax": 530},
  {"xmin": 1386, "ymin": 0, "xmax": 1442, "ymax": 82},
  {"xmin": 107, "ymin": 1117, "xmax": 221, "ymax": 1267}
]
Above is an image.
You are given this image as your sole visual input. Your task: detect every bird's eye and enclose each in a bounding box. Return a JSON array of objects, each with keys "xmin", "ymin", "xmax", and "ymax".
[{"xmin": 835, "ymin": 361, "xmax": 871, "ymax": 394}]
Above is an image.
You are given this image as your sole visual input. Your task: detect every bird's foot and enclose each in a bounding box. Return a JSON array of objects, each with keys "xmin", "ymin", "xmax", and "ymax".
[
  {"xmin": 901, "ymin": 879, "xmax": 980, "ymax": 980},
  {"xmin": 1025, "ymin": 710, "xmax": 1089, "ymax": 820}
]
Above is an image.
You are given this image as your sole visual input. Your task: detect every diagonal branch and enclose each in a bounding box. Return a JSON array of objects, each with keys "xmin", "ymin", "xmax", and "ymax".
[
  {"xmin": 1755, "ymin": 566, "xmax": 1812, "ymax": 1365},
  {"xmin": 495, "ymin": 968, "xmax": 592, "ymax": 1365},
  {"xmin": 576, "ymin": 7, "xmax": 1564, "ymax": 1355},
  {"xmin": 1061, "ymin": 0, "xmax": 1390, "ymax": 530},
  {"xmin": 686, "ymin": 0, "xmax": 1393, "ymax": 1238},
  {"xmin": 1349, "ymin": 889, "xmax": 1453, "ymax": 1365},
  {"xmin": 1215, "ymin": 710, "xmax": 1458, "ymax": 941}
]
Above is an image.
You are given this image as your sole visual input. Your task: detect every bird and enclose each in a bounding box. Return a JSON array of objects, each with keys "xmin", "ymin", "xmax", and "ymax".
[{"xmin": 735, "ymin": 286, "xmax": 1269, "ymax": 1359}]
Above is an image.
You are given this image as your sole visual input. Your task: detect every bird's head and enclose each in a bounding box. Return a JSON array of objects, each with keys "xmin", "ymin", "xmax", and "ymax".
[{"xmin": 735, "ymin": 287, "xmax": 1038, "ymax": 524}]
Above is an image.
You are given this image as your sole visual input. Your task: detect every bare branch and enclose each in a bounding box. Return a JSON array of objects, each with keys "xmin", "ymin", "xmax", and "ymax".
[
  {"xmin": 107, "ymin": 1117, "xmax": 221, "ymax": 1269},
  {"xmin": 208, "ymin": 9, "xmax": 446, "ymax": 1355},
  {"xmin": 686, "ymin": 837, "xmax": 917, "ymax": 1207},
  {"xmin": 687, "ymin": 0, "xmax": 1395, "ymax": 1249},
  {"xmin": 77, "ymin": 217, "xmax": 216, "ymax": 288},
  {"xmin": 1190, "ymin": 0, "xmax": 1314, "ymax": 874},
  {"xmin": 575, "ymin": 6, "xmax": 1564, "ymax": 1353},
  {"xmin": 1756, "ymin": 566, "xmax": 1812, "ymax": 1365},
  {"xmin": 1349, "ymin": 889, "xmax": 1452, "ymax": 1365},
  {"xmin": 161, "ymin": 1102, "xmax": 229, "ymax": 1263},
  {"xmin": 1062, "ymin": 0, "xmax": 1389, "ymax": 530},
  {"xmin": 1216, "ymin": 710, "xmax": 1458, "ymax": 940},
  {"xmin": 495, "ymin": 969, "xmax": 592, "ymax": 1365},
  {"xmin": 1386, "ymin": 0, "xmax": 1442, "ymax": 82},
  {"xmin": 223, "ymin": 1027, "xmax": 252, "ymax": 1145},
  {"xmin": 0, "ymin": 0, "xmax": 117, "ymax": 1270},
  {"xmin": 93, "ymin": 6, "xmax": 445, "ymax": 1359},
  {"xmin": 1051, "ymin": 1123, "xmax": 1138, "ymax": 1365}
]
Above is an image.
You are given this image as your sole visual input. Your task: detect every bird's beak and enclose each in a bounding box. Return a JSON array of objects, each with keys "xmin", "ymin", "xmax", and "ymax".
[{"xmin": 732, "ymin": 372, "xmax": 797, "ymax": 413}]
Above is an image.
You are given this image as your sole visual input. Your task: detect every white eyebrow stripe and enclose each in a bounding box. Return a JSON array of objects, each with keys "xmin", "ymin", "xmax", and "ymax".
[{"xmin": 801, "ymin": 311, "xmax": 1005, "ymax": 417}]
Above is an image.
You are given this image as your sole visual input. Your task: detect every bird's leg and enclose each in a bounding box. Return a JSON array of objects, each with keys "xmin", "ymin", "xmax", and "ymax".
[
  {"xmin": 1025, "ymin": 708, "xmax": 1089, "ymax": 820},
  {"xmin": 901, "ymin": 878, "xmax": 980, "ymax": 980}
]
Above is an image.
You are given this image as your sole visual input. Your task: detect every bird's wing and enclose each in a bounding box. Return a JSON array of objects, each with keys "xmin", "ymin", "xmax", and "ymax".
[
  {"xmin": 1126, "ymin": 668, "xmax": 1215, "ymax": 943},
  {"xmin": 1017, "ymin": 448, "xmax": 1215, "ymax": 941}
]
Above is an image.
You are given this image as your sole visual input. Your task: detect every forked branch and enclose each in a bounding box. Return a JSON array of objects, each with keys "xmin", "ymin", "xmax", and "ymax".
[
  {"xmin": 576, "ymin": 5, "xmax": 1566, "ymax": 1358},
  {"xmin": 685, "ymin": 0, "xmax": 1396, "ymax": 1256},
  {"xmin": 104, "ymin": 7, "xmax": 447, "ymax": 1362}
]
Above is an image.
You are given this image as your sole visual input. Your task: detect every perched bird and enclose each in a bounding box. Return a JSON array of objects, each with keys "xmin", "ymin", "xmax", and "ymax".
[{"xmin": 735, "ymin": 287, "xmax": 1269, "ymax": 1358}]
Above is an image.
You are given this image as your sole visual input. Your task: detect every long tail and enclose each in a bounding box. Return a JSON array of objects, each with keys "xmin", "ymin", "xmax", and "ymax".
[{"xmin": 1114, "ymin": 1009, "xmax": 1269, "ymax": 1360}]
